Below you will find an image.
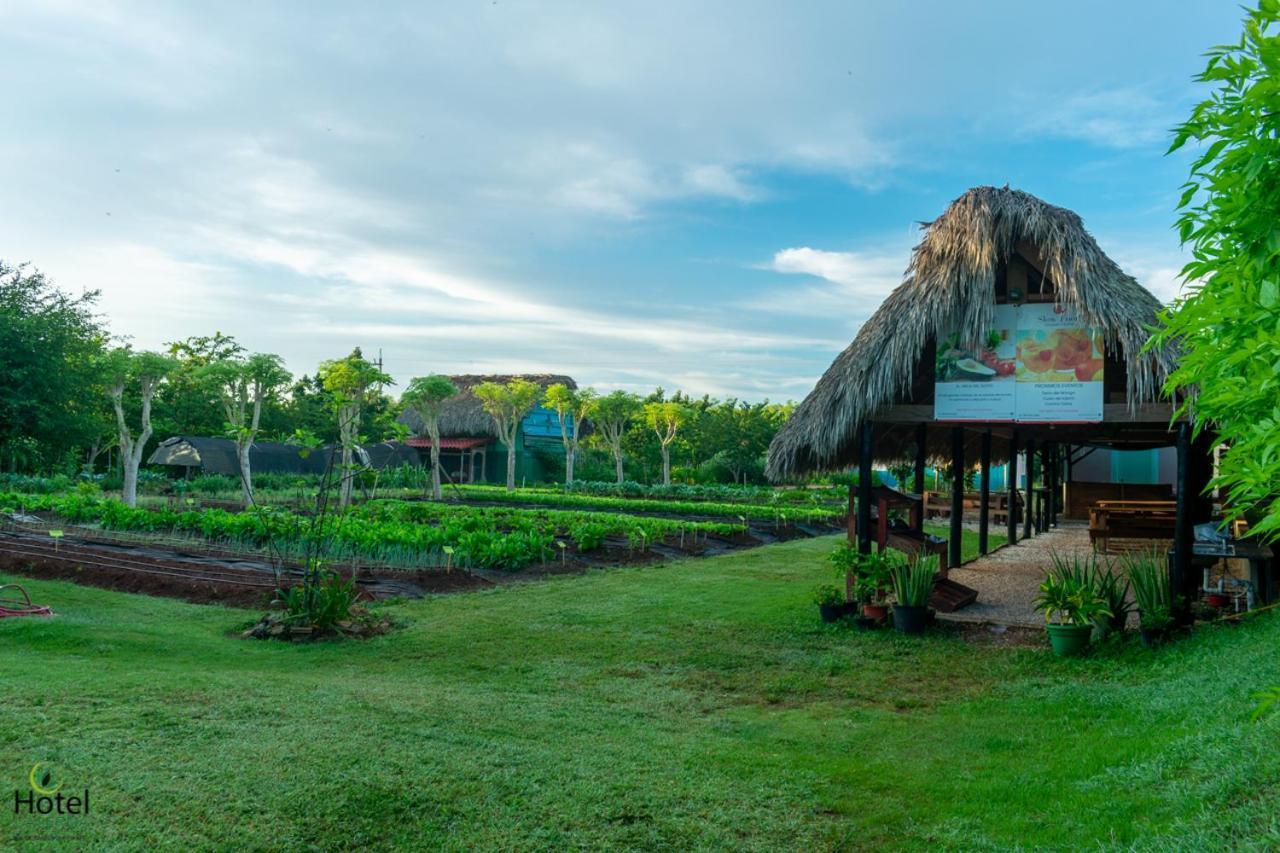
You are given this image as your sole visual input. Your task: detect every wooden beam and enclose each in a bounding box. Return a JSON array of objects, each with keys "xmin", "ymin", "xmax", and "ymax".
[
  {"xmin": 1173, "ymin": 422, "xmax": 1194, "ymax": 620},
  {"xmin": 1023, "ymin": 438, "xmax": 1036, "ymax": 539},
  {"xmin": 857, "ymin": 422, "xmax": 873, "ymax": 555},
  {"xmin": 1007, "ymin": 429, "xmax": 1019, "ymax": 545},
  {"xmin": 978, "ymin": 429, "xmax": 992, "ymax": 555},
  {"xmin": 846, "ymin": 479, "xmax": 856, "ymax": 545},
  {"xmin": 873, "ymin": 403, "xmax": 1181, "ymax": 425},
  {"xmin": 949, "ymin": 426, "xmax": 964, "ymax": 568},
  {"xmin": 913, "ymin": 422, "xmax": 927, "ymax": 534}
]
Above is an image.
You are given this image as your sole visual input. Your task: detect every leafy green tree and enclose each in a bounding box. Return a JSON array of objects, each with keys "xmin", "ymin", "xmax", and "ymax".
[
  {"xmin": 157, "ymin": 332, "xmax": 247, "ymax": 440},
  {"xmin": 544, "ymin": 383, "xmax": 596, "ymax": 487},
  {"xmin": 402, "ymin": 374, "xmax": 459, "ymax": 500},
  {"xmin": 0, "ymin": 262, "xmax": 107, "ymax": 471},
  {"xmin": 474, "ymin": 378, "xmax": 542, "ymax": 490},
  {"xmin": 318, "ymin": 348, "xmax": 393, "ymax": 508},
  {"xmin": 644, "ymin": 401, "xmax": 690, "ymax": 485},
  {"xmin": 199, "ymin": 352, "xmax": 292, "ymax": 506},
  {"xmin": 588, "ymin": 391, "xmax": 643, "ymax": 484},
  {"xmin": 1154, "ymin": 2, "xmax": 1280, "ymax": 540},
  {"xmin": 103, "ymin": 348, "xmax": 177, "ymax": 506}
]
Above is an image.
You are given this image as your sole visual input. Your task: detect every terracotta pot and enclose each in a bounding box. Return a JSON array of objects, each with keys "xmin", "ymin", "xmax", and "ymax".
[{"xmin": 863, "ymin": 603, "xmax": 889, "ymax": 620}]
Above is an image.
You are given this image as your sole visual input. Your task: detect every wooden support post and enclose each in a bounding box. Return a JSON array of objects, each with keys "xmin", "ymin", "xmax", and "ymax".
[
  {"xmin": 1046, "ymin": 443, "xmax": 1057, "ymax": 528},
  {"xmin": 913, "ymin": 422, "xmax": 927, "ymax": 534},
  {"xmin": 949, "ymin": 426, "xmax": 964, "ymax": 569},
  {"xmin": 857, "ymin": 422, "xmax": 873, "ymax": 555},
  {"xmin": 1035, "ymin": 445, "xmax": 1045, "ymax": 532},
  {"xmin": 1023, "ymin": 438, "xmax": 1036, "ymax": 539},
  {"xmin": 1007, "ymin": 429, "xmax": 1019, "ymax": 545},
  {"xmin": 846, "ymin": 479, "xmax": 856, "ymax": 544},
  {"xmin": 1173, "ymin": 422, "xmax": 1194, "ymax": 619},
  {"xmin": 978, "ymin": 430, "xmax": 992, "ymax": 555}
]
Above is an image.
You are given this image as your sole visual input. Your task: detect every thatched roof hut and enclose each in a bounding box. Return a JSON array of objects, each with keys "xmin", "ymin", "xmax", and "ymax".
[
  {"xmin": 398, "ymin": 374, "xmax": 576, "ymax": 438},
  {"xmin": 766, "ymin": 186, "xmax": 1179, "ymax": 481}
]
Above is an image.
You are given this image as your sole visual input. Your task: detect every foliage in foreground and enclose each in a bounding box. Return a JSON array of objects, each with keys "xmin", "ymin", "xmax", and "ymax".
[
  {"xmin": 1154, "ymin": 1, "xmax": 1280, "ymax": 540},
  {"xmin": 2, "ymin": 536, "xmax": 1279, "ymax": 849}
]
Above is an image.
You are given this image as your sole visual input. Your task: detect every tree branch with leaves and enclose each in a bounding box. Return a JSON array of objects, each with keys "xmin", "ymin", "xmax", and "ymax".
[
  {"xmin": 474, "ymin": 378, "xmax": 542, "ymax": 490},
  {"xmin": 544, "ymin": 383, "xmax": 596, "ymax": 488},
  {"xmin": 317, "ymin": 349, "xmax": 393, "ymax": 508},
  {"xmin": 402, "ymin": 374, "xmax": 459, "ymax": 500}
]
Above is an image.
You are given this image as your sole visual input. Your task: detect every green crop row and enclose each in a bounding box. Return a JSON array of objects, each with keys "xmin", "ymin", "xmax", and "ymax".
[
  {"xmin": 0, "ymin": 492, "xmax": 738, "ymax": 572},
  {"xmin": 450, "ymin": 484, "xmax": 846, "ymax": 523}
]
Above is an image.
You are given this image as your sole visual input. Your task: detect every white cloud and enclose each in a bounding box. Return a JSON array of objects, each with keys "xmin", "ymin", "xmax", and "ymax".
[
  {"xmin": 750, "ymin": 245, "xmax": 909, "ymax": 320},
  {"xmin": 1022, "ymin": 87, "xmax": 1177, "ymax": 149}
]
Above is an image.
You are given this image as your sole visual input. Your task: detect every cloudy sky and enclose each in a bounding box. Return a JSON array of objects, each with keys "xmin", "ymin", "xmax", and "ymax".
[{"xmin": 0, "ymin": 1, "xmax": 1243, "ymax": 401}]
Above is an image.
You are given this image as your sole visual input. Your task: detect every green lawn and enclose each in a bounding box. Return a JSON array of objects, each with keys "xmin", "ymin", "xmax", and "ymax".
[{"xmin": 2, "ymin": 536, "xmax": 1278, "ymax": 850}]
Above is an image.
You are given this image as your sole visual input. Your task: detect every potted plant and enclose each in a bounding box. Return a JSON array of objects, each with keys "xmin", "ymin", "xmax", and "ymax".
[
  {"xmin": 890, "ymin": 554, "xmax": 937, "ymax": 635},
  {"xmin": 857, "ymin": 551, "xmax": 895, "ymax": 620},
  {"xmin": 827, "ymin": 542, "xmax": 861, "ymax": 617},
  {"xmin": 1049, "ymin": 552, "xmax": 1131, "ymax": 639},
  {"xmin": 1034, "ymin": 565, "xmax": 1111, "ymax": 656},
  {"xmin": 813, "ymin": 584, "xmax": 845, "ymax": 623},
  {"xmin": 1125, "ymin": 549, "xmax": 1175, "ymax": 647}
]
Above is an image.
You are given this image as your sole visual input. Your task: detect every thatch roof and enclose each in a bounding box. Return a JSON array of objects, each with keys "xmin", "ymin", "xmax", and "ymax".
[
  {"xmin": 766, "ymin": 186, "xmax": 1176, "ymax": 481},
  {"xmin": 398, "ymin": 374, "xmax": 576, "ymax": 438}
]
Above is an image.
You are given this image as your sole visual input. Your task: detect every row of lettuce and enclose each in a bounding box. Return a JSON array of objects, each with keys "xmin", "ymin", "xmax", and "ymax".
[{"xmin": 0, "ymin": 492, "xmax": 739, "ymax": 571}]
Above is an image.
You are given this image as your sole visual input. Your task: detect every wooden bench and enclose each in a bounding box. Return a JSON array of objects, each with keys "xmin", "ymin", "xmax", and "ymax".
[
  {"xmin": 1089, "ymin": 500, "xmax": 1177, "ymax": 552},
  {"xmin": 924, "ymin": 491, "xmax": 1011, "ymax": 526}
]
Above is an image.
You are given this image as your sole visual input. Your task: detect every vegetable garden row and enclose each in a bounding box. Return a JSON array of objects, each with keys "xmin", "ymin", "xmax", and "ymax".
[{"xmin": 1, "ymin": 492, "xmax": 744, "ymax": 572}]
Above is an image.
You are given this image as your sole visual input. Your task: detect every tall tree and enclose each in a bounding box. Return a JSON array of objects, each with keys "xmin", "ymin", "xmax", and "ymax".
[
  {"xmin": 473, "ymin": 378, "xmax": 542, "ymax": 490},
  {"xmin": 318, "ymin": 349, "xmax": 392, "ymax": 508},
  {"xmin": 199, "ymin": 352, "xmax": 292, "ymax": 506},
  {"xmin": 402, "ymin": 374, "xmax": 459, "ymax": 500},
  {"xmin": 158, "ymin": 332, "xmax": 247, "ymax": 439},
  {"xmin": 589, "ymin": 391, "xmax": 642, "ymax": 484},
  {"xmin": 0, "ymin": 262, "xmax": 106, "ymax": 471},
  {"xmin": 644, "ymin": 401, "xmax": 690, "ymax": 486},
  {"xmin": 1154, "ymin": 2, "xmax": 1280, "ymax": 541},
  {"xmin": 544, "ymin": 383, "xmax": 596, "ymax": 488},
  {"xmin": 104, "ymin": 348, "xmax": 176, "ymax": 507}
]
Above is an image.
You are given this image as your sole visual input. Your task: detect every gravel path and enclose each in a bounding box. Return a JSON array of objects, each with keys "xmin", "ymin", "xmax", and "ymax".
[{"xmin": 938, "ymin": 523, "xmax": 1095, "ymax": 628}]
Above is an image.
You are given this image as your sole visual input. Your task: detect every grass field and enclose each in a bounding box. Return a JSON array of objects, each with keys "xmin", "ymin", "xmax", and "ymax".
[{"xmin": 2, "ymin": 535, "xmax": 1278, "ymax": 850}]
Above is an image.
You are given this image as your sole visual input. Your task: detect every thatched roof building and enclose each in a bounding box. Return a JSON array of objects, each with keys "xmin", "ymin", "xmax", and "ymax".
[
  {"xmin": 766, "ymin": 186, "xmax": 1179, "ymax": 481},
  {"xmin": 398, "ymin": 374, "xmax": 576, "ymax": 438}
]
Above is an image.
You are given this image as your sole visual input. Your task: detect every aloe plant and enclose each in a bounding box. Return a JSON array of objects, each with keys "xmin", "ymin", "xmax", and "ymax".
[
  {"xmin": 1035, "ymin": 559, "xmax": 1112, "ymax": 627},
  {"xmin": 1124, "ymin": 548, "xmax": 1175, "ymax": 630},
  {"xmin": 890, "ymin": 555, "xmax": 937, "ymax": 608}
]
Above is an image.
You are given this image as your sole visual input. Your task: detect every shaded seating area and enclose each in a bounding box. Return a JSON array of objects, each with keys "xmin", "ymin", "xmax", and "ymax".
[
  {"xmin": 765, "ymin": 186, "xmax": 1232, "ymax": 617},
  {"xmin": 1088, "ymin": 500, "xmax": 1177, "ymax": 553}
]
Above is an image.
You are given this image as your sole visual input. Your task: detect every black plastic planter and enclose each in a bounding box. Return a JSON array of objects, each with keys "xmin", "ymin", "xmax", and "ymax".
[
  {"xmin": 1139, "ymin": 627, "xmax": 1169, "ymax": 648},
  {"xmin": 819, "ymin": 603, "xmax": 844, "ymax": 623},
  {"xmin": 892, "ymin": 604, "xmax": 929, "ymax": 635}
]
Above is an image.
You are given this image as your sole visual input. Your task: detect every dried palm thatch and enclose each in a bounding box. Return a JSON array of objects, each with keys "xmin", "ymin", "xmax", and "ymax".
[
  {"xmin": 399, "ymin": 374, "xmax": 575, "ymax": 438},
  {"xmin": 766, "ymin": 186, "xmax": 1175, "ymax": 481}
]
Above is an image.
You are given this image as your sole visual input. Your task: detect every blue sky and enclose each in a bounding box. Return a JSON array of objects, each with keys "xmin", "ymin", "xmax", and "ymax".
[{"xmin": 0, "ymin": 1, "xmax": 1244, "ymax": 400}]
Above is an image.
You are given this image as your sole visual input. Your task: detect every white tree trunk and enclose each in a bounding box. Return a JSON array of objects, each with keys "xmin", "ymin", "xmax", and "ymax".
[
  {"xmin": 506, "ymin": 445, "xmax": 517, "ymax": 490},
  {"xmin": 661, "ymin": 446, "xmax": 671, "ymax": 486},
  {"xmin": 237, "ymin": 442, "xmax": 253, "ymax": 506},
  {"xmin": 430, "ymin": 440, "xmax": 442, "ymax": 500},
  {"xmin": 565, "ymin": 446, "xmax": 575, "ymax": 488},
  {"xmin": 337, "ymin": 402, "xmax": 358, "ymax": 508},
  {"xmin": 613, "ymin": 444, "xmax": 624, "ymax": 484}
]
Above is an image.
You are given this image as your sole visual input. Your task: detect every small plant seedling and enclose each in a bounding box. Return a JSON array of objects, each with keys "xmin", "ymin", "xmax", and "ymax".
[
  {"xmin": 557, "ymin": 540, "xmax": 567, "ymax": 565},
  {"xmin": 442, "ymin": 545, "xmax": 455, "ymax": 573},
  {"xmin": 49, "ymin": 529, "xmax": 63, "ymax": 552}
]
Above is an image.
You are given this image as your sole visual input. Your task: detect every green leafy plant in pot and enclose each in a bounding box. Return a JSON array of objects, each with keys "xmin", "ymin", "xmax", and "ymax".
[
  {"xmin": 1124, "ymin": 548, "xmax": 1175, "ymax": 647},
  {"xmin": 890, "ymin": 554, "xmax": 937, "ymax": 635},
  {"xmin": 813, "ymin": 584, "xmax": 845, "ymax": 623},
  {"xmin": 1048, "ymin": 552, "xmax": 1132, "ymax": 639},
  {"xmin": 1034, "ymin": 561, "xmax": 1111, "ymax": 656},
  {"xmin": 858, "ymin": 550, "xmax": 896, "ymax": 620},
  {"xmin": 827, "ymin": 542, "xmax": 862, "ymax": 617}
]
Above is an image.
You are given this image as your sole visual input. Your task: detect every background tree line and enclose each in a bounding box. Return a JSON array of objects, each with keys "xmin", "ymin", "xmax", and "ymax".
[{"xmin": 0, "ymin": 262, "xmax": 792, "ymax": 494}]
